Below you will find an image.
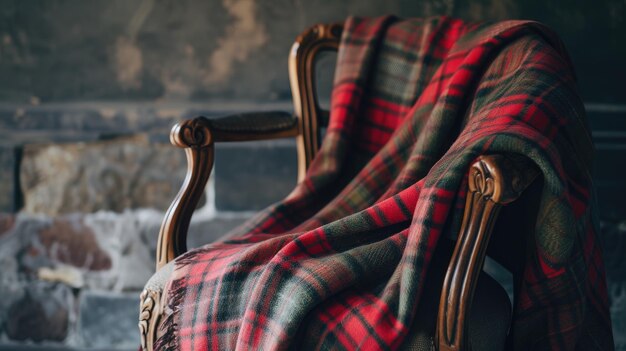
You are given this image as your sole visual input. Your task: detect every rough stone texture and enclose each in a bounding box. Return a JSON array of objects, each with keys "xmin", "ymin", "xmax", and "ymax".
[
  {"xmin": 38, "ymin": 218, "xmax": 112, "ymax": 271},
  {"xmin": 0, "ymin": 104, "xmax": 622, "ymax": 218},
  {"xmin": 77, "ymin": 291, "xmax": 138, "ymax": 349},
  {"xmin": 5, "ymin": 281, "xmax": 73, "ymax": 342},
  {"xmin": 0, "ymin": 215, "xmax": 49, "ymax": 282},
  {"xmin": 0, "ymin": 0, "xmax": 624, "ymax": 104},
  {"xmin": 0, "ymin": 208, "xmax": 250, "ymax": 346},
  {"xmin": 215, "ymin": 140, "xmax": 298, "ymax": 211},
  {"xmin": 0, "ymin": 213, "xmax": 15, "ymax": 238},
  {"xmin": 0, "ymin": 212, "xmax": 146, "ymax": 345},
  {"xmin": 9, "ymin": 214, "xmax": 118, "ymax": 290},
  {"xmin": 0, "ymin": 219, "xmax": 26, "ymax": 336},
  {"xmin": 187, "ymin": 215, "xmax": 251, "ymax": 248},
  {"xmin": 0, "ymin": 101, "xmax": 292, "ymax": 140},
  {"xmin": 82, "ymin": 212, "xmax": 151, "ymax": 291},
  {"xmin": 138, "ymin": 209, "xmax": 252, "ymax": 256},
  {"xmin": 20, "ymin": 136, "xmax": 187, "ymax": 215},
  {"xmin": 0, "ymin": 212, "xmax": 149, "ymax": 291}
]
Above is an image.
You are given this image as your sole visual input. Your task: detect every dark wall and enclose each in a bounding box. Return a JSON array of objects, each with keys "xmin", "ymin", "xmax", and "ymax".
[
  {"xmin": 2, "ymin": 0, "xmax": 625, "ymax": 216},
  {"xmin": 0, "ymin": 0, "xmax": 625, "ymax": 103}
]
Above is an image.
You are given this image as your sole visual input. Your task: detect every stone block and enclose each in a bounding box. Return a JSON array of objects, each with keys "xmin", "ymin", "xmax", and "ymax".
[
  {"xmin": 0, "ymin": 213, "xmax": 15, "ymax": 238},
  {"xmin": 215, "ymin": 140, "xmax": 297, "ymax": 211},
  {"xmin": 83, "ymin": 211, "xmax": 250, "ymax": 291},
  {"xmin": 38, "ymin": 217, "xmax": 112, "ymax": 271},
  {"xmin": 0, "ymin": 217, "xmax": 25, "ymax": 332},
  {"xmin": 0, "ymin": 214, "xmax": 49, "ymax": 279},
  {"xmin": 0, "ymin": 209, "xmax": 250, "ymax": 299},
  {"xmin": 187, "ymin": 216, "xmax": 251, "ymax": 247},
  {"xmin": 0, "ymin": 212, "xmax": 155, "ymax": 292},
  {"xmin": 77, "ymin": 291, "xmax": 139, "ymax": 349},
  {"xmin": 20, "ymin": 136, "xmax": 187, "ymax": 215},
  {"xmin": 10, "ymin": 214, "xmax": 115, "ymax": 290},
  {"xmin": 5, "ymin": 281, "xmax": 73, "ymax": 343},
  {"xmin": 80, "ymin": 211, "xmax": 154, "ymax": 292},
  {"xmin": 138, "ymin": 210, "xmax": 252, "ymax": 256}
]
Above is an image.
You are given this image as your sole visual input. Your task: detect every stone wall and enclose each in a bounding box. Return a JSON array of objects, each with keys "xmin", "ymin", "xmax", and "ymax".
[
  {"xmin": 0, "ymin": 0, "xmax": 624, "ymax": 349},
  {"xmin": 0, "ymin": 210, "xmax": 255, "ymax": 349}
]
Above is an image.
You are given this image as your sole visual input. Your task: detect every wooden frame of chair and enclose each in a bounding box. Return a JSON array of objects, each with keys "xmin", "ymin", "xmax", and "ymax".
[{"xmin": 140, "ymin": 23, "xmax": 540, "ymax": 351}]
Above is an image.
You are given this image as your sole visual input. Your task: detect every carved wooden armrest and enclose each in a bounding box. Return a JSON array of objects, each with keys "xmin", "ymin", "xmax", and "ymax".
[
  {"xmin": 209, "ymin": 111, "xmax": 298, "ymax": 141},
  {"xmin": 436, "ymin": 154, "xmax": 540, "ymax": 351},
  {"xmin": 155, "ymin": 112, "xmax": 298, "ymax": 270}
]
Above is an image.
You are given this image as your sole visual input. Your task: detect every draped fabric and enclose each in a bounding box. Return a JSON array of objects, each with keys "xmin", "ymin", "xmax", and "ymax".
[{"xmin": 156, "ymin": 16, "xmax": 613, "ymax": 350}]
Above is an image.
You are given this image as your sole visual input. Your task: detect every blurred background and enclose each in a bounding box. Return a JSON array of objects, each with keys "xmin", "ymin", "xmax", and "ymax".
[{"xmin": 0, "ymin": 0, "xmax": 624, "ymax": 349}]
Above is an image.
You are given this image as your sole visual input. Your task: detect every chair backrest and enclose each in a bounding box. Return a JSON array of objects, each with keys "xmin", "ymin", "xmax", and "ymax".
[
  {"xmin": 288, "ymin": 23, "xmax": 343, "ymax": 181},
  {"xmin": 287, "ymin": 22, "xmax": 540, "ymax": 276},
  {"xmin": 289, "ymin": 23, "xmax": 547, "ymax": 350}
]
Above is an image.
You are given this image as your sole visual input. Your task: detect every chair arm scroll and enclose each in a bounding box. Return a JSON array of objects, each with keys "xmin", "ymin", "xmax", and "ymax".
[
  {"xmin": 156, "ymin": 112, "xmax": 299, "ymax": 270},
  {"xmin": 436, "ymin": 154, "xmax": 540, "ymax": 351},
  {"xmin": 156, "ymin": 117, "xmax": 214, "ymax": 270}
]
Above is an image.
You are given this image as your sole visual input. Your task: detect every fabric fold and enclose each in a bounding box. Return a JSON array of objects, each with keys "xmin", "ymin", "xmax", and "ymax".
[{"xmin": 157, "ymin": 16, "xmax": 613, "ymax": 350}]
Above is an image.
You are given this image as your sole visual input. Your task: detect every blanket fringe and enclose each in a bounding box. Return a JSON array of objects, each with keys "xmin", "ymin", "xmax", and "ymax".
[{"xmin": 153, "ymin": 277, "xmax": 186, "ymax": 351}]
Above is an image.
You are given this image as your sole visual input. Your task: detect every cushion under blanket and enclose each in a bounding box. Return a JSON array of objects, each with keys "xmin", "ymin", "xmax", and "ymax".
[{"xmin": 156, "ymin": 16, "xmax": 613, "ymax": 350}]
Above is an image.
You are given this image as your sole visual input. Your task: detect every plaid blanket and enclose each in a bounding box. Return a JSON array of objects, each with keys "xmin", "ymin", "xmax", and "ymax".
[{"xmin": 156, "ymin": 16, "xmax": 613, "ymax": 350}]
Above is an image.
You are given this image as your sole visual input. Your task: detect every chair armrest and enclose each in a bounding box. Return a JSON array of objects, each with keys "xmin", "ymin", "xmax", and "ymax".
[
  {"xmin": 208, "ymin": 111, "xmax": 299, "ymax": 141},
  {"xmin": 156, "ymin": 112, "xmax": 299, "ymax": 269},
  {"xmin": 436, "ymin": 154, "xmax": 540, "ymax": 351}
]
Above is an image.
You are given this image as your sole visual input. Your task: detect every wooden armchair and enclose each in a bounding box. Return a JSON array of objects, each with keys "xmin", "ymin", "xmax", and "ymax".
[{"xmin": 139, "ymin": 23, "xmax": 540, "ymax": 351}]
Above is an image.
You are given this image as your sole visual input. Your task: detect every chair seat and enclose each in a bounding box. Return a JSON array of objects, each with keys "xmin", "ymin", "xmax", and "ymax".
[{"xmin": 143, "ymin": 258, "xmax": 511, "ymax": 351}]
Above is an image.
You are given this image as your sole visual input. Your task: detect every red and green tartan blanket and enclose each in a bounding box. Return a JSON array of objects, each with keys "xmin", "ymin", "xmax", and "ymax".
[{"xmin": 157, "ymin": 16, "xmax": 613, "ymax": 350}]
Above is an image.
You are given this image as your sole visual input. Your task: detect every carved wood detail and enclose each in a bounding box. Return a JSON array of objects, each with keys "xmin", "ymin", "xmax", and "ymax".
[
  {"xmin": 436, "ymin": 154, "xmax": 539, "ymax": 351},
  {"xmin": 289, "ymin": 23, "xmax": 342, "ymax": 181},
  {"xmin": 139, "ymin": 289, "xmax": 162, "ymax": 351},
  {"xmin": 156, "ymin": 117, "xmax": 214, "ymax": 270}
]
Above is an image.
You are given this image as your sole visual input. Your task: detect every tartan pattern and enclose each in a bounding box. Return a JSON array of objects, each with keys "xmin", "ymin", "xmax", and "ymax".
[{"xmin": 156, "ymin": 16, "xmax": 613, "ymax": 350}]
